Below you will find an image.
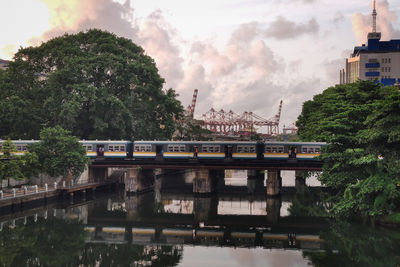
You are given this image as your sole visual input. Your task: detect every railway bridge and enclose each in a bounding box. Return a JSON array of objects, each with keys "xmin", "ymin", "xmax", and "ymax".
[{"xmin": 86, "ymin": 157, "xmax": 323, "ymax": 196}]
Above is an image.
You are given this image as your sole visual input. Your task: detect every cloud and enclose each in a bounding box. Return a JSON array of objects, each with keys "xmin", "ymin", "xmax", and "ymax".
[
  {"xmin": 136, "ymin": 10, "xmax": 184, "ymax": 90},
  {"xmin": 264, "ymin": 16, "xmax": 319, "ymax": 39},
  {"xmin": 333, "ymin": 12, "xmax": 345, "ymax": 25},
  {"xmin": 351, "ymin": 0, "xmax": 400, "ymax": 44},
  {"xmin": 30, "ymin": 0, "xmax": 137, "ymax": 44},
  {"xmin": 324, "ymin": 58, "xmax": 344, "ymax": 85}
]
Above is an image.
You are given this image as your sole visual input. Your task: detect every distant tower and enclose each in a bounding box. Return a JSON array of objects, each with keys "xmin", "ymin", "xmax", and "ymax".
[
  {"xmin": 372, "ymin": 0, "xmax": 377, "ymax": 33},
  {"xmin": 368, "ymin": 0, "xmax": 381, "ymax": 40}
]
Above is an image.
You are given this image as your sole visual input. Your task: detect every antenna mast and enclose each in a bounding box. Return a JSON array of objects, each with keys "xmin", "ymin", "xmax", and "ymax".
[{"xmin": 372, "ymin": 0, "xmax": 377, "ymax": 33}]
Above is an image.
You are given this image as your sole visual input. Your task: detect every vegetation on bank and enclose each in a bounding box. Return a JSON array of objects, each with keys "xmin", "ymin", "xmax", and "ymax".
[
  {"xmin": 28, "ymin": 126, "xmax": 88, "ymax": 178},
  {"xmin": 0, "ymin": 139, "xmax": 37, "ymax": 187},
  {"xmin": 0, "ymin": 127, "xmax": 88, "ymax": 186},
  {"xmin": 296, "ymin": 80, "xmax": 400, "ymax": 219}
]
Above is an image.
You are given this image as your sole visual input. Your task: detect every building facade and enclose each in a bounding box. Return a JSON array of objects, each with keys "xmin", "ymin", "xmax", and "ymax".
[{"xmin": 340, "ymin": 1, "xmax": 400, "ymax": 86}]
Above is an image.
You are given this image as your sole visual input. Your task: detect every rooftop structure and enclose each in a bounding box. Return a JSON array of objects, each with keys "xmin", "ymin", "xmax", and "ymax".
[{"xmin": 339, "ymin": 0, "xmax": 400, "ymax": 86}]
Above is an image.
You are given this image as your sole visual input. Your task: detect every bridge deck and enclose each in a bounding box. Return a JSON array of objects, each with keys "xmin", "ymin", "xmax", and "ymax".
[{"xmin": 90, "ymin": 159, "xmax": 323, "ymax": 171}]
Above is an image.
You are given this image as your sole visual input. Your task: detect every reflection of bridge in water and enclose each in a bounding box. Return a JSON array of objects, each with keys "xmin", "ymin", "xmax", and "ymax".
[{"xmin": 0, "ymin": 190, "xmax": 329, "ymax": 251}]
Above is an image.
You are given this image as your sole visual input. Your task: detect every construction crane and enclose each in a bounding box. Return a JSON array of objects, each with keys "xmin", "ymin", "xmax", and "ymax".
[
  {"xmin": 184, "ymin": 89, "xmax": 198, "ymax": 118},
  {"xmin": 201, "ymin": 100, "xmax": 283, "ymax": 137}
]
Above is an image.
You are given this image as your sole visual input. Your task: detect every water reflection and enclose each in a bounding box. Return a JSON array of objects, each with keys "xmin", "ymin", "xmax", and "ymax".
[{"xmin": 0, "ymin": 188, "xmax": 399, "ymax": 266}]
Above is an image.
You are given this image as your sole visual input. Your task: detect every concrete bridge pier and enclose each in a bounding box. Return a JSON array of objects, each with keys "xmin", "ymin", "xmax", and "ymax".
[
  {"xmin": 266, "ymin": 196, "xmax": 281, "ymax": 224},
  {"xmin": 124, "ymin": 167, "xmax": 155, "ymax": 193},
  {"xmin": 210, "ymin": 170, "xmax": 225, "ymax": 191},
  {"xmin": 158, "ymin": 169, "xmax": 188, "ymax": 191},
  {"xmin": 89, "ymin": 167, "xmax": 108, "ymax": 183},
  {"xmin": 194, "ymin": 196, "xmax": 218, "ymax": 221},
  {"xmin": 193, "ymin": 169, "xmax": 217, "ymax": 194},
  {"xmin": 247, "ymin": 170, "xmax": 265, "ymax": 194},
  {"xmin": 295, "ymin": 170, "xmax": 306, "ymax": 189},
  {"xmin": 266, "ymin": 170, "xmax": 282, "ymax": 196}
]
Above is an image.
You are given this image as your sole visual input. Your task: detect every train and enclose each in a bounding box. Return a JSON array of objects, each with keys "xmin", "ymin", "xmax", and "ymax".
[{"xmin": 0, "ymin": 139, "xmax": 326, "ymax": 161}]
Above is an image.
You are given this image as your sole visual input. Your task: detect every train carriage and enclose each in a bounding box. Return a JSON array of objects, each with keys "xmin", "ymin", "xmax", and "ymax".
[
  {"xmin": 0, "ymin": 140, "xmax": 38, "ymax": 156},
  {"xmin": 80, "ymin": 140, "xmax": 132, "ymax": 159},
  {"xmin": 133, "ymin": 141, "xmax": 157, "ymax": 159},
  {"xmin": 263, "ymin": 142, "xmax": 325, "ymax": 161},
  {"xmin": 231, "ymin": 141, "xmax": 258, "ymax": 160},
  {"xmin": 197, "ymin": 142, "xmax": 225, "ymax": 160}
]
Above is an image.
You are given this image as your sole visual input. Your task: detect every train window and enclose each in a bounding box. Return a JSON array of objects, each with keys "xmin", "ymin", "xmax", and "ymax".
[
  {"xmin": 277, "ymin": 147, "xmax": 283, "ymax": 153},
  {"xmin": 174, "ymin": 146, "xmax": 179, "ymax": 152},
  {"xmin": 17, "ymin": 145, "xmax": 22, "ymax": 151},
  {"xmin": 140, "ymin": 146, "xmax": 146, "ymax": 152},
  {"xmin": 209, "ymin": 146, "xmax": 214, "ymax": 152},
  {"xmin": 145, "ymin": 145, "xmax": 151, "ymax": 152},
  {"xmin": 249, "ymin": 146, "xmax": 255, "ymax": 153},
  {"xmin": 168, "ymin": 145, "xmax": 173, "ymax": 152},
  {"xmin": 134, "ymin": 146, "xmax": 139, "ymax": 152},
  {"xmin": 302, "ymin": 147, "xmax": 307, "ymax": 153},
  {"xmin": 120, "ymin": 146, "xmax": 125, "ymax": 152},
  {"xmin": 272, "ymin": 147, "xmax": 277, "ymax": 153},
  {"xmin": 215, "ymin": 146, "xmax": 220, "ymax": 152},
  {"xmin": 180, "ymin": 146, "xmax": 185, "ymax": 152},
  {"xmin": 265, "ymin": 147, "xmax": 272, "ymax": 153},
  {"xmin": 109, "ymin": 146, "xmax": 114, "ymax": 152},
  {"xmin": 203, "ymin": 146, "xmax": 208, "ymax": 152},
  {"xmin": 308, "ymin": 148, "xmax": 314, "ymax": 153},
  {"xmin": 87, "ymin": 145, "xmax": 93, "ymax": 151},
  {"xmin": 315, "ymin": 147, "xmax": 320, "ymax": 153}
]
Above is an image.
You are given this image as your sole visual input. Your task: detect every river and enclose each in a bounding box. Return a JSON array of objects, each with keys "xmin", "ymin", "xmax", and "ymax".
[{"xmin": 0, "ymin": 171, "xmax": 399, "ymax": 266}]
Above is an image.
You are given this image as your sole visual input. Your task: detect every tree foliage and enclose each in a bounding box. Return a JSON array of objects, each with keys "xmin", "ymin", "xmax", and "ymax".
[
  {"xmin": 296, "ymin": 81, "xmax": 400, "ymax": 218},
  {"xmin": 28, "ymin": 126, "xmax": 88, "ymax": 177},
  {"xmin": 0, "ymin": 29, "xmax": 183, "ymax": 140},
  {"xmin": 0, "ymin": 139, "xmax": 38, "ymax": 187}
]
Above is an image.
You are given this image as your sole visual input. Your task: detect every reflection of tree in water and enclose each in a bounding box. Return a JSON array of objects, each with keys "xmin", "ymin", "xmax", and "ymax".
[
  {"xmin": 303, "ymin": 221, "xmax": 400, "ymax": 267},
  {"xmin": 0, "ymin": 217, "xmax": 86, "ymax": 267},
  {"xmin": 79, "ymin": 244, "xmax": 183, "ymax": 266},
  {"xmin": 288, "ymin": 186, "xmax": 331, "ymax": 217}
]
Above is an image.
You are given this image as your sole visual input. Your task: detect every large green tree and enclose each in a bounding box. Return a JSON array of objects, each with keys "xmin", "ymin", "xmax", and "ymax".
[
  {"xmin": 296, "ymin": 81, "xmax": 400, "ymax": 218},
  {"xmin": 0, "ymin": 29, "xmax": 183, "ymax": 140},
  {"xmin": 28, "ymin": 126, "xmax": 88, "ymax": 177}
]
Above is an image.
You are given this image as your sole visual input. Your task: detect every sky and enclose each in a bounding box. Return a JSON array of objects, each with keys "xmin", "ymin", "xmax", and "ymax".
[{"xmin": 0, "ymin": 0, "xmax": 400, "ymax": 132}]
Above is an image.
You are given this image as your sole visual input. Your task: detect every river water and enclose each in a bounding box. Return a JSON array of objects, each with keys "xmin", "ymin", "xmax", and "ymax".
[{"xmin": 0, "ymin": 171, "xmax": 399, "ymax": 267}]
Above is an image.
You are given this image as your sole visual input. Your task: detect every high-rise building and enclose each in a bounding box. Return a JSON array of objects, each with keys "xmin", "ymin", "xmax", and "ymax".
[{"xmin": 339, "ymin": 0, "xmax": 400, "ymax": 86}]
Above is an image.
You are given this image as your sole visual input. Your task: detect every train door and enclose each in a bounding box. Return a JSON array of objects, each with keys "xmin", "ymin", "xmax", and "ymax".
[
  {"xmin": 193, "ymin": 146, "xmax": 198, "ymax": 158},
  {"xmin": 96, "ymin": 144, "xmax": 105, "ymax": 157},
  {"xmin": 256, "ymin": 142, "xmax": 264, "ymax": 160},
  {"xmin": 156, "ymin": 145, "xmax": 163, "ymax": 160},
  {"xmin": 225, "ymin": 145, "xmax": 233, "ymax": 159},
  {"xmin": 289, "ymin": 146, "xmax": 297, "ymax": 159}
]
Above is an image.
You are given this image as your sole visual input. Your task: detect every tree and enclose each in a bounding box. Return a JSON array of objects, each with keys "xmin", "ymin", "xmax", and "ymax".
[
  {"xmin": 296, "ymin": 81, "xmax": 400, "ymax": 218},
  {"xmin": 28, "ymin": 127, "xmax": 88, "ymax": 177},
  {"xmin": 0, "ymin": 29, "xmax": 183, "ymax": 140},
  {"xmin": 0, "ymin": 139, "xmax": 38, "ymax": 188}
]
